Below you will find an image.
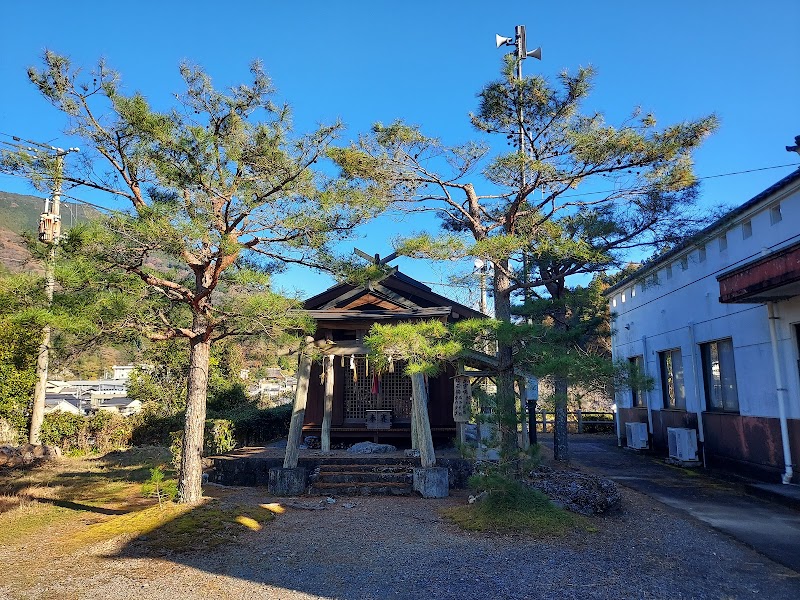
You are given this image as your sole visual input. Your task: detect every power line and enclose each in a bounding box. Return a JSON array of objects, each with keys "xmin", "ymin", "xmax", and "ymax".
[{"xmin": 558, "ymin": 162, "xmax": 800, "ymax": 200}]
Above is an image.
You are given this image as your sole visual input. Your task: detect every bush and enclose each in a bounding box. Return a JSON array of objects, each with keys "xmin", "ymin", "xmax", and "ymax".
[
  {"xmin": 441, "ymin": 473, "xmax": 578, "ymax": 535},
  {"xmin": 141, "ymin": 466, "xmax": 179, "ymax": 504},
  {"xmin": 213, "ymin": 403, "xmax": 292, "ymax": 447},
  {"xmin": 168, "ymin": 417, "xmax": 240, "ymax": 469},
  {"xmin": 40, "ymin": 410, "xmax": 132, "ymax": 453},
  {"xmin": 134, "ymin": 403, "xmax": 292, "ymax": 449}
]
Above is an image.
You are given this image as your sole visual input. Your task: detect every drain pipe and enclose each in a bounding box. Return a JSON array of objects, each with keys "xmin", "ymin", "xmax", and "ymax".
[
  {"xmin": 687, "ymin": 323, "xmax": 707, "ymax": 468},
  {"xmin": 611, "ymin": 325, "xmax": 622, "ymax": 447},
  {"xmin": 641, "ymin": 335, "xmax": 654, "ymax": 436},
  {"xmin": 767, "ymin": 301, "xmax": 794, "ymax": 484}
]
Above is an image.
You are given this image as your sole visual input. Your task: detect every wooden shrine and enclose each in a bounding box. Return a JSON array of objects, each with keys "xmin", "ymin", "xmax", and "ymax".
[{"xmin": 290, "ymin": 251, "xmax": 486, "ymax": 453}]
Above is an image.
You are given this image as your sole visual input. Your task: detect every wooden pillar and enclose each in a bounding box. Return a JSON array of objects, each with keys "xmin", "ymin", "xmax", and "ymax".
[
  {"xmin": 410, "ymin": 394, "xmax": 419, "ymax": 450},
  {"xmin": 321, "ymin": 355, "xmax": 334, "ymax": 453},
  {"xmin": 410, "ymin": 372, "xmax": 436, "ymax": 468},
  {"xmin": 283, "ymin": 351, "xmax": 313, "ymax": 469},
  {"xmin": 518, "ymin": 378, "xmax": 529, "ymax": 450}
]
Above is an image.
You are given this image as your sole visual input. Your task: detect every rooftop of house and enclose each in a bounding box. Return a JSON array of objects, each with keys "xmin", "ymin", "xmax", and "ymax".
[{"xmin": 606, "ymin": 167, "xmax": 800, "ymax": 295}]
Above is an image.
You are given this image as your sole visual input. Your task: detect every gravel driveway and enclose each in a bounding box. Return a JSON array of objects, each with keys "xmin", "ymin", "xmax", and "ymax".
[{"xmin": 2, "ymin": 483, "xmax": 799, "ymax": 600}]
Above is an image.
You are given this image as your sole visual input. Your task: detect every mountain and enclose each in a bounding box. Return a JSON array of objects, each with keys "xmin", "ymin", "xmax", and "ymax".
[{"xmin": 0, "ymin": 191, "xmax": 101, "ymax": 272}]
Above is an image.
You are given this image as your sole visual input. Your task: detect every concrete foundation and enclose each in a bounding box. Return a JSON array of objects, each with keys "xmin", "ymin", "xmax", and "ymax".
[
  {"xmin": 268, "ymin": 467, "xmax": 307, "ymax": 496},
  {"xmin": 413, "ymin": 466, "xmax": 449, "ymax": 498}
]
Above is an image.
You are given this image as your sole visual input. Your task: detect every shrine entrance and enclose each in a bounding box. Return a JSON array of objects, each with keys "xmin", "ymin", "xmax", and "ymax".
[{"xmin": 343, "ymin": 356, "xmax": 412, "ymax": 424}]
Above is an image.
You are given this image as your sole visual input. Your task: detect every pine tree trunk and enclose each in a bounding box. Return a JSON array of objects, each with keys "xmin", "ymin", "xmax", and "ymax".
[
  {"xmin": 178, "ymin": 321, "xmax": 211, "ymax": 504},
  {"xmin": 493, "ymin": 262, "xmax": 518, "ymax": 457},
  {"xmin": 553, "ymin": 376, "xmax": 569, "ymax": 461},
  {"xmin": 551, "ymin": 300, "xmax": 570, "ymax": 462}
]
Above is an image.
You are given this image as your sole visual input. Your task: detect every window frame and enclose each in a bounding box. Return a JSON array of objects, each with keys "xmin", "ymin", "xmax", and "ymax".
[
  {"xmin": 700, "ymin": 338, "xmax": 739, "ymax": 413},
  {"xmin": 659, "ymin": 348, "xmax": 686, "ymax": 410},
  {"xmin": 629, "ymin": 355, "xmax": 645, "ymax": 407}
]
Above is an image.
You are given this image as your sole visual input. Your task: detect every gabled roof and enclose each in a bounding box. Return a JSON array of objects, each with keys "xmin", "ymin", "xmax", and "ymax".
[
  {"xmin": 304, "ymin": 270, "xmax": 486, "ymax": 321},
  {"xmin": 606, "ymin": 168, "xmax": 800, "ymax": 295}
]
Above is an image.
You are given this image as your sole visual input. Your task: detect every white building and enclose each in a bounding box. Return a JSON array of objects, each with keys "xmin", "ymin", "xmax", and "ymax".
[{"xmin": 608, "ymin": 168, "xmax": 800, "ymax": 484}]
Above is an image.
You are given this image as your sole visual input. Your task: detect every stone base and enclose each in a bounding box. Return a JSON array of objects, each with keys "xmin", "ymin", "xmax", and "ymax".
[
  {"xmin": 268, "ymin": 467, "xmax": 307, "ymax": 496},
  {"xmin": 413, "ymin": 467, "xmax": 449, "ymax": 498}
]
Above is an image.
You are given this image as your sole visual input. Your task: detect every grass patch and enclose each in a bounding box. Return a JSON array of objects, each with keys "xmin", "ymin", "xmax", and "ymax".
[
  {"xmin": 0, "ymin": 446, "xmax": 277, "ymax": 555},
  {"xmin": 70, "ymin": 500, "xmax": 276, "ymax": 552},
  {"xmin": 441, "ymin": 474, "xmax": 581, "ymax": 536},
  {"xmin": 0, "ymin": 501, "xmax": 70, "ymax": 546}
]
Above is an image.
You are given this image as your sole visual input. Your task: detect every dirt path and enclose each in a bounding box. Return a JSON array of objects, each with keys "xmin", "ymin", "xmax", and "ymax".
[{"xmin": 2, "ymin": 482, "xmax": 799, "ymax": 600}]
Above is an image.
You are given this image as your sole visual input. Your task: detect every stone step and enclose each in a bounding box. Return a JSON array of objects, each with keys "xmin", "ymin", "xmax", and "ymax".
[
  {"xmin": 303, "ymin": 456, "xmax": 417, "ymax": 466},
  {"xmin": 316, "ymin": 463, "xmax": 411, "ymax": 474},
  {"xmin": 315, "ymin": 471, "xmax": 412, "ymax": 485},
  {"xmin": 309, "ymin": 481, "xmax": 412, "ymax": 496}
]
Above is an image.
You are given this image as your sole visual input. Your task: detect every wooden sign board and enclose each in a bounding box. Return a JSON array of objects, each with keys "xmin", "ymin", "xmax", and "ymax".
[{"xmin": 453, "ymin": 376, "xmax": 471, "ymax": 423}]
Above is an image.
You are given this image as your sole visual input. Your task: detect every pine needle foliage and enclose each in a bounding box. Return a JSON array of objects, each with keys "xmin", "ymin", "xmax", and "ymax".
[{"xmin": 5, "ymin": 51, "xmax": 388, "ymax": 502}]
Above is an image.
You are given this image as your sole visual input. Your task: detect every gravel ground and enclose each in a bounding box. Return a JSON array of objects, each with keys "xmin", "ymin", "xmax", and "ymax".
[{"xmin": 1, "ymin": 483, "xmax": 799, "ymax": 600}]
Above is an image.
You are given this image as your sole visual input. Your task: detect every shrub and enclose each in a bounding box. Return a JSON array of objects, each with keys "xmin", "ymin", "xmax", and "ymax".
[
  {"xmin": 168, "ymin": 417, "xmax": 239, "ymax": 469},
  {"xmin": 40, "ymin": 410, "xmax": 132, "ymax": 453},
  {"xmin": 441, "ymin": 473, "xmax": 578, "ymax": 535},
  {"xmin": 134, "ymin": 403, "xmax": 292, "ymax": 449},
  {"xmin": 141, "ymin": 465, "xmax": 179, "ymax": 504},
  {"xmin": 205, "ymin": 419, "xmax": 236, "ymax": 455},
  {"xmin": 40, "ymin": 411, "xmax": 85, "ymax": 451}
]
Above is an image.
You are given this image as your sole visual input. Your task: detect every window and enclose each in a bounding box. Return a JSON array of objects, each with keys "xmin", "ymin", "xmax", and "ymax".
[
  {"xmin": 659, "ymin": 348, "xmax": 686, "ymax": 410},
  {"xmin": 770, "ymin": 204, "xmax": 782, "ymax": 225},
  {"xmin": 631, "ymin": 286, "xmax": 636, "ymax": 298},
  {"xmin": 701, "ymin": 339, "xmax": 739, "ymax": 412},
  {"xmin": 629, "ymin": 355, "xmax": 645, "ymax": 407},
  {"xmin": 719, "ymin": 233, "xmax": 728, "ymax": 252},
  {"xmin": 698, "ymin": 245, "xmax": 706, "ymax": 262},
  {"xmin": 680, "ymin": 257, "xmax": 688, "ymax": 271},
  {"xmin": 665, "ymin": 265, "xmax": 673, "ymax": 279},
  {"xmin": 742, "ymin": 220, "xmax": 752, "ymax": 239}
]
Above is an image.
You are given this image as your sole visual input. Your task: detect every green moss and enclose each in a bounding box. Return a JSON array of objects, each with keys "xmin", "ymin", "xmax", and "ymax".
[{"xmin": 441, "ymin": 474, "xmax": 581, "ymax": 536}]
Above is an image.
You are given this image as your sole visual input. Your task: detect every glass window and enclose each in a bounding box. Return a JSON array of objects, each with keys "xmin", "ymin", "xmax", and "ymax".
[
  {"xmin": 742, "ymin": 220, "xmax": 752, "ymax": 239},
  {"xmin": 770, "ymin": 204, "xmax": 782, "ymax": 225},
  {"xmin": 719, "ymin": 233, "xmax": 728, "ymax": 251},
  {"xmin": 629, "ymin": 355, "xmax": 645, "ymax": 407},
  {"xmin": 659, "ymin": 348, "xmax": 686, "ymax": 410},
  {"xmin": 698, "ymin": 245, "xmax": 706, "ymax": 262},
  {"xmin": 701, "ymin": 338, "xmax": 739, "ymax": 412},
  {"xmin": 680, "ymin": 257, "xmax": 688, "ymax": 271}
]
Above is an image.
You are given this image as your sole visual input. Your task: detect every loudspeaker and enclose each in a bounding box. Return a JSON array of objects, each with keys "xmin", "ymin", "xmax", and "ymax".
[
  {"xmin": 526, "ymin": 47, "xmax": 542, "ymax": 60},
  {"xmin": 495, "ymin": 34, "xmax": 514, "ymax": 48}
]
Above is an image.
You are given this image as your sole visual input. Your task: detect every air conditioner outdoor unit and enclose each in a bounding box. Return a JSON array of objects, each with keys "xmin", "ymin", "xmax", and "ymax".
[
  {"xmin": 625, "ymin": 422, "xmax": 649, "ymax": 450},
  {"xmin": 667, "ymin": 427, "xmax": 698, "ymax": 462}
]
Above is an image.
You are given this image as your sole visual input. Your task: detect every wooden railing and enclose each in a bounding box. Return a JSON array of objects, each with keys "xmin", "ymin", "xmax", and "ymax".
[{"xmin": 534, "ymin": 410, "xmax": 615, "ymax": 434}]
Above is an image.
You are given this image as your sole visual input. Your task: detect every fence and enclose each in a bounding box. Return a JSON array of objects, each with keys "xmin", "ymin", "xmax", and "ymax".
[{"xmin": 534, "ymin": 410, "xmax": 615, "ymax": 434}]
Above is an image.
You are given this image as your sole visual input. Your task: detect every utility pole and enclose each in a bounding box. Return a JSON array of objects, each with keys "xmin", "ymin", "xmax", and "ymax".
[
  {"xmin": 496, "ymin": 26, "xmax": 542, "ymax": 447},
  {"xmin": 1, "ymin": 135, "xmax": 79, "ymax": 443},
  {"xmin": 496, "ymin": 25, "xmax": 541, "ymax": 312}
]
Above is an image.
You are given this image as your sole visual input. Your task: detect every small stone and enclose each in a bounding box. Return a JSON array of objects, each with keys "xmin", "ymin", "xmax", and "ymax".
[{"xmin": 324, "ymin": 497, "xmax": 336, "ymax": 504}]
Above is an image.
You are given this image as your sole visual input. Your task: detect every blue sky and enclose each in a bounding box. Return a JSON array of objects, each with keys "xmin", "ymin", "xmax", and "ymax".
[{"xmin": 1, "ymin": 1, "xmax": 798, "ymax": 305}]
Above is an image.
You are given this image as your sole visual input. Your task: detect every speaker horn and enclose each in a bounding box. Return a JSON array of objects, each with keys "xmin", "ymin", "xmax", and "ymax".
[
  {"xmin": 526, "ymin": 47, "xmax": 542, "ymax": 60},
  {"xmin": 495, "ymin": 34, "xmax": 514, "ymax": 48}
]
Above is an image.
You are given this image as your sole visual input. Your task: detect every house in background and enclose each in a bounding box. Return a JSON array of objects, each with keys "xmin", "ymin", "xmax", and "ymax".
[
  {"xmin": 44, "ymin": 395, "xmax": 84, "ymax": 415},
  {"xmin": 608, "ymin": 168, "xmax": 800, "ymax": 484}
]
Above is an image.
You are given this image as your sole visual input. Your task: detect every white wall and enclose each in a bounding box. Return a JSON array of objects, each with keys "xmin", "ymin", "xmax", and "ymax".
[{"xmin": 611, "ymin": 177, "xmax": 800, "ymax": 420}]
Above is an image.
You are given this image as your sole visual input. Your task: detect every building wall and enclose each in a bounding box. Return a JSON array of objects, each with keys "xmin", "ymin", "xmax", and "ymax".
[{"xmin": 611, "ymin": 177, "xmax": 800, "ymax": 481}]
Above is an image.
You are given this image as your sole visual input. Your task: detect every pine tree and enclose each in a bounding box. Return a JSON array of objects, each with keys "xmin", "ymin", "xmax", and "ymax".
[
  {"xmin": 331, "ymin": 60, "xmax": 716, "ymax": 460},
  {"xmin": 6, "ymin": 52, "xmax": 386, "ymax": 502}
]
